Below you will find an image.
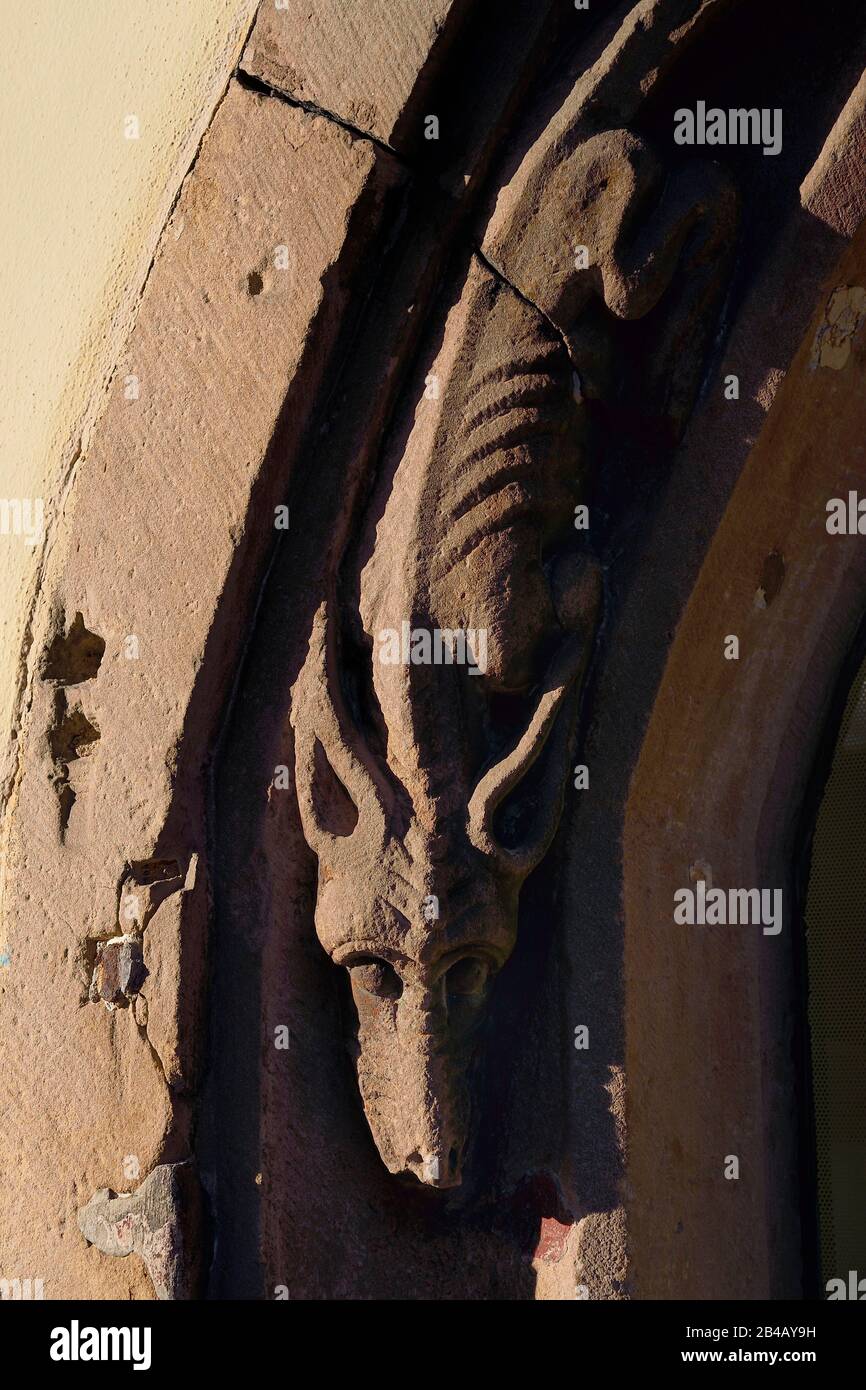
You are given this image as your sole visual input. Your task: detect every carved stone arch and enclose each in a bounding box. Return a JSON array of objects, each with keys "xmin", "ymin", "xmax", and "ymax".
[
  {"xmin": 2, "ymin": 0, "xmax": 866, "ymax": 1304},
  {"xmin": 625, "ymin": 222, "xmax": 866, "ymax": 1298}
]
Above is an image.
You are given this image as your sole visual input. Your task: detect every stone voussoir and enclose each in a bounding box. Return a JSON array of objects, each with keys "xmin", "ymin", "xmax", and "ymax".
[{"xmin": 241, "ymin": 0, "xmax": 473, "ymax": 152}]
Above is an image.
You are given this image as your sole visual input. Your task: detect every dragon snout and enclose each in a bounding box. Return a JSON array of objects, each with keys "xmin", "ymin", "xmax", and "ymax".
[
  {"xmin": 367, "ymin": 1036, "xmax": 470, "ymax": 1191},
  {"xmin": 350, "ymin": 995, "xmax": 472, "ymax": 1190},
  {"xmin": 345, "ymin": 951, "xmax": 498, "ymax": 1189}
]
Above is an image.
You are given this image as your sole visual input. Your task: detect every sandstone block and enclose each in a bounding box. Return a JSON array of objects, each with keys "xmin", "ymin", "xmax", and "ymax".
[
  {"xmin": 0, "ymin": 76, "xmax": 401, "ymax": 1299},
  {"xmin": 241, "ymin": 0, "xmax": 471, "ymax": 151}
]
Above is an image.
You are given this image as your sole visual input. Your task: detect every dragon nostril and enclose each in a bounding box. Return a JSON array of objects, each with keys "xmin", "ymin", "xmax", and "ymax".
[
  {"xmin": 448, "ymin": 1147, "xmax": 459, "ymax": 1173},
  {"xmin": 349, "ymin": 956, "xmax": 403, "ymax": 1000},
  {"xmin": 446, "ymin": 955, "xmax": 490, "ymax": 997}
]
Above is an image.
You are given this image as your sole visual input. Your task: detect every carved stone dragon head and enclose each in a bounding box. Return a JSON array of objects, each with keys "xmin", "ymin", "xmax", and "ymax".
[
  {"xmin": 291, "ymin": 245, "xmax": 604, "ymax": 1187},
  {"xmin": 292, "ymin": 110, "xmax": 735, "ymax": 1186}
]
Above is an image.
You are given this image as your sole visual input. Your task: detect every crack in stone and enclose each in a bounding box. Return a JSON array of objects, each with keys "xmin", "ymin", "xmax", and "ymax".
[
  {"xmin": 236, "ymin": 67, "xmax": 409, "ymax": 167},
  {"xmin": 474, "ymin": 244, "xmax": 579, "ymax": 374}
]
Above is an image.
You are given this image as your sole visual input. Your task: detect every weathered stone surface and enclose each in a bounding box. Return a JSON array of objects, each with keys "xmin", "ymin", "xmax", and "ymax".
[
  {"xmin": 78, "ymin": 1163, "xmax": 202, "ymax": 1300},
  {"xmin": 0, "ymin": 76, "xmax": 401, "ymax": 1298},
  {"xmin": 241, "ymin": 0, "xmax": 472, "ymax": 151},
  {"xmin": 810, "ymin": 284, "xmax": 866, "ymax": 371},
  {"xmin": 90, "ymin": 936, "xmax": 148, "ymax": 1007},
  {"xmin": 118, "ymin": 858, "xmax": 189, "ymax": 934},
  {"xmin": 802, "ymin": 69, "xmax": 866, "ymax": 238},
  {"xmin": 624, "ymin": 219, "xmax": 866, "ymax": 1299}
]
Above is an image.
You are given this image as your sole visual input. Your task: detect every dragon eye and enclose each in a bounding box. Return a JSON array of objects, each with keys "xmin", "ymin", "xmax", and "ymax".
[
  {"xmin": 350, "ymin": 958, "xmax": 403, "ymax": 1000},
  {"xmin": 446, "ymin": 956, "xmax": 490, "ymax": 997}
]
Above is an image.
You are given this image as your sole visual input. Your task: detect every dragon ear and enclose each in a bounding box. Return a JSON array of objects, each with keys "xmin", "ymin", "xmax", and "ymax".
[
  {"xmin": 291, "ymin": 601, "xmax": 393, "ymax": 866},
  {"xmin": 467, "ymin": 562, "xmax": 599, "ymax": 876}
]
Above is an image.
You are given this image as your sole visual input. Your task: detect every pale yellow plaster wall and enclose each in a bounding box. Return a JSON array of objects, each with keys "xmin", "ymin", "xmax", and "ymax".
[{"xmin": 0, "ymin": 0, "xmax": 258, "ymax": 787}]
